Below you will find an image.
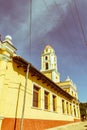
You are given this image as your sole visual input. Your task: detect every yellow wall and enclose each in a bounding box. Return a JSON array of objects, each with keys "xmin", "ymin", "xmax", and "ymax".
[
  {"xmin": 0, "ymin": 40, "xmax": 80, "ymax": 122},
  {"xmin": 0, "ymin": 60, "xmax": 80, "ymax": 122},
  {"xmin": 42, "ymin": 71, "xmax": 52, "ymax": 80}
]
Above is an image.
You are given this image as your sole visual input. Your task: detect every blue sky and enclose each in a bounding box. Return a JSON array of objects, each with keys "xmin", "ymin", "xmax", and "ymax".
[{"xmin": 0, "ymin": 0, "xmax": 87, "ymax": 102}]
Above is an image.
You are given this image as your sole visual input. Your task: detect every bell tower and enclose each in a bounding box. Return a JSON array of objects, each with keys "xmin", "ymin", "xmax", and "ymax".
[{"xmin": 40, "ymin": 45, "xmax": 60, "ymax": 83}]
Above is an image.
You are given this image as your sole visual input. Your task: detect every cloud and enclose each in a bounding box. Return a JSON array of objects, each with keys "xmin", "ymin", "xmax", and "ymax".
[
  {"xmin": 0, "ymin": 0, "xmax": 87, "ymax": 102},
  {"xmin": 0, "ymin": 0, "xmax": 29, "ymax": 33},
  {"xmin": 0, "ymin": 0, "xmax": 71, "ymax": 53},
  {"xmin": 31, "ymin": 0, "xmax": 71, "ymax": 43}
]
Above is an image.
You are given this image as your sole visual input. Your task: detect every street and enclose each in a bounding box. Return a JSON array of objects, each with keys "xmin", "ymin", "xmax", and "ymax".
[{"xmin": 47, "ymin": 121, "xmax": 87, "ymax": 130}]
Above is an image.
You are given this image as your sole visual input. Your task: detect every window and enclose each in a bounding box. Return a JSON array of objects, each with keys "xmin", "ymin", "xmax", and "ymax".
[
  {"xmin": 45, "ymin": 56, "xmax": 48, "ymax": 60},
  {"xmin": 44, "ymin": 91, "xmax": 49, "ymax": 110},
  {"xmin": 33, "ymin": 85, "xmax": 40, "ymax": 108},
  {"xmin": 45, "ymin": 62, "xmax": 48, "ymax": 70},
  {"xmin": 66, "ymin": 102, "xmax": 69, "ymax": 114},
  {"xmin": 74, "ymin": 105, "xmax": 76, "ymax": 117},
  {"xmin": 53, "ymin": 95, "xmax": 56, "ymax": 111},
  {"xmin": 62, "ymin": 100, "xmax": 65, "ymax": 114},
  {"xmin": 70, "ymin": 104, "xmax": 72, "ymax": 115}
]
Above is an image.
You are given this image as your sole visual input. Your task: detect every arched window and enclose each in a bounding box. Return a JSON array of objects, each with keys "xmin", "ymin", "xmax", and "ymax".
[
  {"xmin": 45, "ymin": 62, "xmax": 48, "ymax": 70},
  {"xmin": 45, "ymin": 56, "xmax": 48, "ymax": 60}
]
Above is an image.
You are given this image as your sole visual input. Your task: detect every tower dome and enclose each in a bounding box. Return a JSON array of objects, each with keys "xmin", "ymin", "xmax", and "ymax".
[
  {"xmin": 43, "ymin": 45, "xmax": 55, "ymax": 54},
  {"xmin": 5, "ymin": 35, "xmax": 12, "ymax": 41},
  {"xmin": 45, "ymin": 45, "xmax": 52, "ymax": 49},
  {"xmin": 4, "ymin": 35, "xmax": 13, "ymax": 45}
]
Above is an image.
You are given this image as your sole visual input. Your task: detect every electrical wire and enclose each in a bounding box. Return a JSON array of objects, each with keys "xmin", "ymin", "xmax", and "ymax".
[
  {"xmin": 20, "ymin": 1, "xmax": 32, "ymax": 130},
  {"xmin": 67, "ymin": 1, "xmax": 84, "ymax": 64},
  {"xmin": 49, "ymin": 0, "xmax": 87, "ymax": 74},
  {"xmin": 55, "ymin": 0, "xmax": 87, "ymax": 73},
  {"xmin": 73, "ymin": 0, "xmax": 87, "ymax": 44},
  {"xmin": 29, "ymin": 0, "xmax": 32, "ymax": 59},
  {"xmin": 69, "ymin": 1, "xmax": 80, "ymax": 38},
  {"xmin": 41, "ymin": 0, "xmax": 87, "ymax": 73}
]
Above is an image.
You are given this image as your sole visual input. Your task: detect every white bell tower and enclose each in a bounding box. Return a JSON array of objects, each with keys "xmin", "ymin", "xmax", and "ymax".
[{"xmin": 40, "ymin": 45, "xmax": 60, "ymax": 83}]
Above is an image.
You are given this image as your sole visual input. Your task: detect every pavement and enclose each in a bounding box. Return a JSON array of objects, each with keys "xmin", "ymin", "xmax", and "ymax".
[{"xmin": 46, "ymin": 121, "xmax": 87, "ymax": 130}]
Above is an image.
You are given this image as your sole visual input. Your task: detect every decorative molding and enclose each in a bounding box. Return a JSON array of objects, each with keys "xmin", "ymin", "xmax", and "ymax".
[{"xmin": 0, "ymin": 54, "xmax": 11, "ymax": 61}]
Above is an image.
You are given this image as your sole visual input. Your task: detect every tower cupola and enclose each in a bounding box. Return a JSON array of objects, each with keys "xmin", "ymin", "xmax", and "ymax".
[{"xmin": 40, "ymin": 45, "xmax": 60, "ymax": 83}]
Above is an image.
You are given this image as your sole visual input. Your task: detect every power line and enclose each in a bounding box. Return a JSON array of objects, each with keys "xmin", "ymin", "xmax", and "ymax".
[
  {"xmin": 20, "ymin": 0, "xmax": 32, "ymax": 130},
  {"xmin": 54, "ymin": 0, "xmax": 87, "ymax": 73},
  {"xmin": 69, "ymin": 1, "xmax": 80, "ymax": 37},
  {"xmin": 53, "ymin": 0, "xmax": 85, "ymax": 67},
  {"xmin": 74, "ymin": 0, "xmax": 87, "ymax": 44},
  {"xmin": 29, "ymin": 0, "xmax": 32, "ymax": 59}
]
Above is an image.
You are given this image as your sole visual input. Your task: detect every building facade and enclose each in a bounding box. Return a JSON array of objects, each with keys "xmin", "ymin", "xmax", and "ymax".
[{"xmin": 0, "ymin": 36, "xmax": 80, "ymax": 130}]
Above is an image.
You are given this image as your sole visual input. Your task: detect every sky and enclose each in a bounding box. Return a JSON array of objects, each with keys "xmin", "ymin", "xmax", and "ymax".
[{"xmin": 0, "ymin": 0, "xmax": 87, "ymax": 102}]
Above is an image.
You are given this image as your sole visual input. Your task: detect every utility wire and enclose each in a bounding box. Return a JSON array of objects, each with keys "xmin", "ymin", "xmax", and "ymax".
[
  {"xmin": 54, "ymin": 0, "xmax": 87, "ymax": 71},
  {"xmin": 29, "ymin": 0, "xmax": 32, "ymax": 59},
  {"xmin": 68, "ymin": 1, "xmax": 83, "ymax": 64},
  {"xmin": 43, "ymin": 0, "xmax": 87, "ymax": 76},
  {"xmin": 70, "ymin": 1, "xmax": 87, "ymax": 72},
  {"xmin": 74, "ymin": 0, "xmax": 87, "ymax": 44},
  {"xmin": 69, "ymin": 1, "xmax": 80, "ymax": 37},
  {"xmin": 54, "ymin": 0, "xmax": 83, "ymax": 66},
  {"xmin": 20, "ymin": 0, "xmax": 32, "ymax": 130}
]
